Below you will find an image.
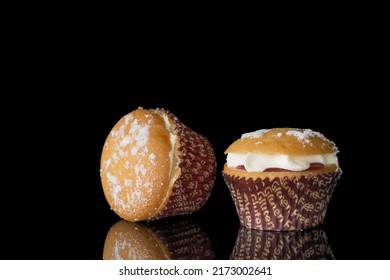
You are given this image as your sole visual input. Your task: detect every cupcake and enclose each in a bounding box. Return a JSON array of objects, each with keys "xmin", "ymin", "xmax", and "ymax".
[
  {"xmin": 222, "ymin": 128, "xmax": 342, "ymax": 231},
  {"xmin": 100, "ymin": 107, "xmax": 216, "ymax": 222},
  {"xmin": 230, "ymin": 226, "xmax": 334, "ymax": 260},
  {"xmin": 103, "ymin": 218, "xmax": 216, "ymax": 260}
]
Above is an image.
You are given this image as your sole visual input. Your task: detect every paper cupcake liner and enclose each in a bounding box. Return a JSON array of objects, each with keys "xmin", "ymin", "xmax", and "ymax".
[
  {"xmin": 103, "ymin": 217, "xmax": 215, "ymax": 260},
  {"xmin": 223, "ymin": 170, "xmax": 342, "ymax": 231},
  {"xmin": 157, "ymin": 111, "xmax": 216, "ymax": 219},
  {"xmin": 230, "ymin": 226, "xmax": 334, "ymax": 260}
]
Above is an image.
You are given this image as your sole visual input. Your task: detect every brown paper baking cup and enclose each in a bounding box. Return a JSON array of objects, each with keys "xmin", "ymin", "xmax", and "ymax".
[
  {"xmin": 230, "ymin": 226, "xmax": 334, "ymax": 260},
  {"xmin": 223, "ymin": 170, "xmax": 342, "ymax": 231},
  {"xmin": 103, "ymin": 217, "xmax": 215, "ymax": 260},
  {"xmin": 156, "ymin": 111, "xmax": 216, "ymax": 219}
]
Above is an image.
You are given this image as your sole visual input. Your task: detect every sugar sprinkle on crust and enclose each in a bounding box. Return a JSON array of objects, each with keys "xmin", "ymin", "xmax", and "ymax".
[
  {"xmin": 100, "ymin": 108, "xmax": 216, "ymax": 222},
  {"xmin": 226, "ymin": 128, "xmax": 338, "ymax": 155}
]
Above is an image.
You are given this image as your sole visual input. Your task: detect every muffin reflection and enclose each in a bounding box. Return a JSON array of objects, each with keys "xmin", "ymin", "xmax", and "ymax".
[
  {"xmin": 103, "ymin": 217, "xmax": 215, "ymax": 260},
  {"xmin": 231, "ymin": 226, "xmax": 334, "ymax": 260}
]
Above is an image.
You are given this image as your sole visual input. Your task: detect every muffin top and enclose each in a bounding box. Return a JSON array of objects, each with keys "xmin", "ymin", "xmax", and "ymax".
[
  {"xmin": 226, "ymin": 128, "xmax": 338, "ymax": 155},
  {"xmin": 225, "ymin": 128, "xmax": 340, "ymax": 172},
  {"xmin": 100, "ymin": 107, "xmax": 180, "ymax": 221}
]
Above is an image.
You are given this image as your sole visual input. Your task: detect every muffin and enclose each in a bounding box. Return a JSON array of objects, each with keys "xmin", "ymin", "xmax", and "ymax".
[
  {"xmin": 230, "ymin": 226, "xmax": 334, "ymax": 260},
  {"xmin": 103, "ymin": 218, "xmax": 216, "ymax": 260},
  {"xmin": 100, "ymin": 107, "xmax": 216, "ymax": 221},
  {"xmin": 222, "ymin": 128, "xmax": 342, "ymax": 231}
]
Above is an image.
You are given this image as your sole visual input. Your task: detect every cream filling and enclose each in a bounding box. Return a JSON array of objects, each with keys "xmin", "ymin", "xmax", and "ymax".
[
  {"xmin": 226, "ymin": 152, "xmax": 338, "ymax": 172},
  {"xmin": 162, "ymin": 114, "xmax": 177, "ymax": 175}
]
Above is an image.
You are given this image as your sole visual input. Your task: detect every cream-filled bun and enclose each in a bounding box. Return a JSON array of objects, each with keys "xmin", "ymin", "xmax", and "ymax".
[
  {"xmin": 224, "ymin": 128, "xmax": 340, "ymax": 179},
  {"xmin": 222, "ymin": 128, "xmax": 342, "ymax": 231},
  {"xmin": 100, "ymin": 107, "xmax": 216, "ymax": 222}
]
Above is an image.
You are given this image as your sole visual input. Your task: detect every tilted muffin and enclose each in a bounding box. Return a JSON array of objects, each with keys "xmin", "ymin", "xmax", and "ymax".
[
  {"xmin": 100, "ymin": 107, "xmax": 216, "ymax": 221},
  {"xmin": 223, "ymin": 128, "xmax": 342, "ymax": 231}
]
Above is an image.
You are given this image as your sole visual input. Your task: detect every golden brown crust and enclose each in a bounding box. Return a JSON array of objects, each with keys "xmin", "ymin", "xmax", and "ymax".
[
  {"xmin": 225, "ymin": 128, "xmax": 337, "ymax": 155},
  {"xmin": 100, "ymin": 107, "xmax": 216, "ymax": 222},
  {"xmin": 100, "ymin": 108, "xmax": 175, "ymax": 221},
  {"xmin": 223, "ymin": 163, "xmax": 338, "ymax": 180}
]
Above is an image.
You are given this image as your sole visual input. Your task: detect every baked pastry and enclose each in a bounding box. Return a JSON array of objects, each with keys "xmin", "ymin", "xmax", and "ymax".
[
  {"xmin": 223, "ymin": 128, "xmax": 342, "ymax": 231},
  {"xmin": 230, "ymin": 226, "xmax": 334, "ymax": 260},
  {"xmin": 100, "ymin": 107, "xmax": 216, "ymax": 221},
  {"xmin": 103, "ymin": 218, "xmax": 216, "ymax": 260}
]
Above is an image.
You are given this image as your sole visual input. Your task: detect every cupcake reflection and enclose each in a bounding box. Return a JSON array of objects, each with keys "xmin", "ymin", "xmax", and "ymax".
[
  {"xmin": 230, "ymin": 226, "xmax": 334, "ymax": 260},
  {"xmin": 103, "ymin": 217, "xmax": 216, "ymax": 260}
]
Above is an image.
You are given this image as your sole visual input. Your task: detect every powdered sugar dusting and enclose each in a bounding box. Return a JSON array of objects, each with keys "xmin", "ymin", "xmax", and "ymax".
[
  {"xmin": 101, "ymin": 110, "xmax": 171, "ymax": 221},
  {"xmin": 286, "ymin": 129, "xmax": 329, "ymax": 145},
  {"xmin": 241, "ymin": 129, "xmax": 270, "ymax": 139},
  {"xmin": 124, "ymin": 113, "xmax": 134, "ymax": 125},
  {"xmin": 107, "ymin": 172, "xmax": 127, "ymax": 210},
  {"xmin": 107, "ymin": 172, "xmax": 119, "ymax": 186},
  {"xmin": 135, "ymin": 164, "xmax": 147, "ymax": 177},
  {"xmin": 120, "ymin": 136, "xmax": 131, "ymax": 147},
  {"xmin": 129, "ymin": 119, "xmax": 150, "ymax": 156},
  {"xmin": 124, "ymin": 179, "xmax": 132, "ymax": 187},
  {"xmin": 109, "ymin": 113, "xmax": 152, "ymax": 163},
  {"xmin": 112, "ymin": 152, "xmax": 119, "ymax": 163},
  {"xmin": 124, "ymin": 161, "xmax": 132, "ymax": 169},
  {"xmin": 149, "ymin": 153, "xmax": 156, "ymax": 162},
  {"xmin": 111, "ymin": 124, "xmax": 126, "ymax": 138},
  {"xmin": 103, "ymin": 158, "xmax": 111, "ymax": 172}
]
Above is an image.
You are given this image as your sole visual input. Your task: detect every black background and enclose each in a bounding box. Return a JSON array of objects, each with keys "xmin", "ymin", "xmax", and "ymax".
[{"xmin": 1, "ymin": 35, "xmax": 386, "ymax": 260}]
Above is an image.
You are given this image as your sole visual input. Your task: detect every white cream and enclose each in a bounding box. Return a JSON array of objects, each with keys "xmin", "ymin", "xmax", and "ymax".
[
  {"xmin": 227, "ymin": 152, "xmax": 338, "ymax": 172},
  {"xmin": 162, "ymin": 114, "xmax": 177, "ymax": 174}
]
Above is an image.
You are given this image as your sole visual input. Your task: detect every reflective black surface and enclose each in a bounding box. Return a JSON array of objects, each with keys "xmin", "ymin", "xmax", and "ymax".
[
  {"xmin": 2, "ymin": 94, "xmax": 387, "ymax": 260},
  {"xmin": 103, "ymin": 217, "xmax": 216, "ymax": 260},
  {"xmin": 230, "ymin": 226, "xmax": 334, "ymax": 260}
]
